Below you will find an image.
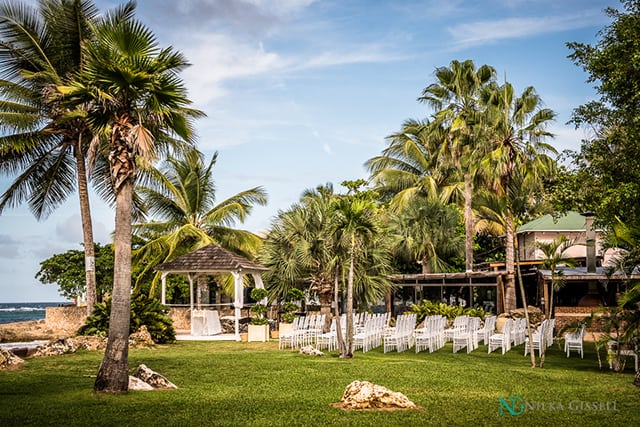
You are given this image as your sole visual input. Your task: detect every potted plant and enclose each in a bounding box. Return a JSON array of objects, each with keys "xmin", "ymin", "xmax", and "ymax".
[
  {"xmin": 279, "ymin": 288, "xmax": 304, "ymax": 336},
  {"xmin": 248, "ymin": 288, "xmax": 270, "ymax": 342}
]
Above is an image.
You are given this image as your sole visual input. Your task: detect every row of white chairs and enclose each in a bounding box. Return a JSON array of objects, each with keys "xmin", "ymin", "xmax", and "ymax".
[
  {"xmin": 383, "ymin": 313, "xmax": 418, "ymax": 353},
  {"xmin": 278, "ymin": 313, "xmax": 326, "ymax": 349},
  {"xmin": 415, "ymin": 315, "xmax": 447, "ymax": 353}
]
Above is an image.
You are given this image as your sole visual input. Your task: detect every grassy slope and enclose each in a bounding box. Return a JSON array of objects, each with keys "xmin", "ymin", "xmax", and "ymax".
[{"xmin": 1, "ymin": 341, "xmax": 638, "ymax": 426}]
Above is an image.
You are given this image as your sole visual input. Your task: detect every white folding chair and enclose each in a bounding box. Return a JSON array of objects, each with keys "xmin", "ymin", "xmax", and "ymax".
[
  {"xmin": 524, "ymin": 320, "xmax": 547, "ymax": 357},
  {"xmin": 488, "ymin": 318, "xmax": 513, "ymax": 354},
  {"xmin": 564, "ymin": 325, "xmax": 585, "ymax": 358}
]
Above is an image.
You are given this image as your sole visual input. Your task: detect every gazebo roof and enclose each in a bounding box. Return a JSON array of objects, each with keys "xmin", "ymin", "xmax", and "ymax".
[{"xmin": 155, "ymin": 244, "xmax": 268, "ymax": 274}]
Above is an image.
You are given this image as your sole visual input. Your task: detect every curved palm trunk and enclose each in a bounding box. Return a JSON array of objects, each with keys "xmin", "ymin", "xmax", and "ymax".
[
  {"xmin": 464, "ymin": 174, "xmax": 474, "ymax": 272},
  {"xmin": 504, "ymin": 212, "xmax": 517, "ymax": 312},
  {"xmin": 75, "ymin": 136, "xmax": 97, "ymax": 315}
]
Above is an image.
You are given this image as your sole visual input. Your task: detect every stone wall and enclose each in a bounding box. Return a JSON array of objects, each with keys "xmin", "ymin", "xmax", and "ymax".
[{"xmin": 45, "ymin": 306, "xmax": 87, "ymax": 333}]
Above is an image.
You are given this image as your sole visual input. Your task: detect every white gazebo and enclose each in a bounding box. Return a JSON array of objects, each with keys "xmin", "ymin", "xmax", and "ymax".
[{"xmin": 155, "ymin": 244, "xmax": 269, "ymax": 340}]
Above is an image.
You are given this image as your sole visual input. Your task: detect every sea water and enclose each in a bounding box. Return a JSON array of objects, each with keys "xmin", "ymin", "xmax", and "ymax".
[{"xmin": 0, "ymin": 302, "xmax": 67, "ymax": 324}]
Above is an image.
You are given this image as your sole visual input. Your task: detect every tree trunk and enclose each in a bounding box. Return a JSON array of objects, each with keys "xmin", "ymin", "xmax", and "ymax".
[
  {"xmin": 334, "ymin": 272, "xmax": 347, "ymax": 356},
  {"xmin": 464, "ymin": 174, "xmax": 474, "ymax": 272},
  {"xmin": 344, "ymin": 249, "xmax": 355, "ymax": 358},
  {"xmin": 504, "ymin": 212, "xmax": 517, "ymax": 312},
  {"xmin": 95, "ymin": 121, "xmax": 134, "ymax": 393},
  {"xmin": 75, "ymin": 136, "xmax": 97, "ymax": 316},
  {"xmin": 516, "ymin": 238, "xmax": 536, "ymax": 368},
  {"xmin": 94, "ymin": 178, "xmax": 133, "ymax": 392},
  {"xmin": 318, "ymin": 282, "xmax": 333, "ymax": 331}
]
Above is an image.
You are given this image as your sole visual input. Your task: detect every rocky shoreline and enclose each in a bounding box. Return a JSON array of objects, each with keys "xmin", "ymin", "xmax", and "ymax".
[{"xmin": 0, "ymin": 320, "xmax": 71, "ymax": 343}]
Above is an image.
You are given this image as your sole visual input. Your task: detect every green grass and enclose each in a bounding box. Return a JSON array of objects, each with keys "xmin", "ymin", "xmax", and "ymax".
[{"xmin": 1, "ymin": 340, "xmax": 638, "ymax": 426}]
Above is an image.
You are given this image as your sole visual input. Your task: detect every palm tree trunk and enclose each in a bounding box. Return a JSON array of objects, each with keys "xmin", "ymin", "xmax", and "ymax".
[
  {"xmin": 464, "ymin": 174, "xmax": 474, "ymax": 272},
  {"xmin": 516, "ymin": 237, "xmax": 536, "ymax": 368},
  {"xmin": 75, "ymin": 136, "xmax": 97, "ymax": 316},
  {"xmin": 334, "ymin": 272, "xmax": 347, "ymax": 356},
  {"xmin": 95, "ymin": 177, "xmax": 132, "ymax": 392},
  {"xmin": 318, "ymin": 282, "xmax": 333, "ymax": 331},
  {"xmin": 504, "ymin": 212, "xmax": 517, "ymax": 312},
  {"xmin": 95, "ymin": 124, "xmax": 134, "ymax": 393},
  {"xmin": 344, "ymin": 247, "xmax": 355, "ymax": 358}
]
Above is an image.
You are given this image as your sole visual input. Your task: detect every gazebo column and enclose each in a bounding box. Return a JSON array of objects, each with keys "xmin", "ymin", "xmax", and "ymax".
[
  {"xmin": 232, "ymin": 271, "xmax": 243, "ymax": 341},
  {"xmin": 161, "ymin": 273, "xmax": 167, "ymax": 305}
]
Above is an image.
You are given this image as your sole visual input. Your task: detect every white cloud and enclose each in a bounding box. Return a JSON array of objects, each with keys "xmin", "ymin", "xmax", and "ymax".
[
  {"xmin": 322, "ymin": 143, "xmax": 332, "ymax": 155},
  {"xmin": 447, "ymin": 10, "xmax": 606, "ymax": 49},
  {"xmin": 0, "ymin": 234, "xmax": 21, "ymax": 259},
  {"xmin": 56, "ymin": 214, "xmax": 84, "ymax": 243}
]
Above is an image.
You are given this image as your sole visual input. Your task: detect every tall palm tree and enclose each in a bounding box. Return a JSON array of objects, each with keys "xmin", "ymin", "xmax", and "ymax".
[
  {"xmin": 59, "ymin": 15, "xmax": 203, "ymax": 393},
  {"xmin": 479, "ymin": 82, "xmax": 557, "ymax": 310},
  {"xmin": 0, "ymin": 0, "xmax": 135, "ymax": 314},
  {"xmin": 419, "ymin": 59, "xmax": 496, "ymax": 272},
  {"xmin": 132, "ymin": 148, "xmax": 267, "ymax": 297}
]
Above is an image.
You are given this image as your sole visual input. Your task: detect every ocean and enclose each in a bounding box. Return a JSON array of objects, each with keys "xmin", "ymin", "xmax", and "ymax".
[{"xmin": 0, "ymin": 302, "xmax": 68, "ymax": 324}]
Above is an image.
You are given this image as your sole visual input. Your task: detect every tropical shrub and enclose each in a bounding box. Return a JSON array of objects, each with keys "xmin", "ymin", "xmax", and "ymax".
[
  {"xmin": 410, "ymin": 300, "xmax": 486, "ymax": 323},
  {"xmin": 78, "ymin": 294, "xmax": 176, "ymax": 343}
]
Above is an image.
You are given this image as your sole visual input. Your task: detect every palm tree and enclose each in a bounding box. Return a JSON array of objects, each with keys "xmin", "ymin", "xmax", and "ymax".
[
  {"xmin": 132, "ymin": 148, "xmax": 267, "ymax": 299},
  {"xmin": 419, "ymin": 59, "xmax": 496, "ymax": 272},
  {"xmin": 388, "ymin": 196, "xmax": 463, "ymax": 273},
  {"xmin": 366, "ymin": 118, "xmax": 462, "ymax": 208},
  {"xmin": 479, "ymin": 81, "xmax": 556, "ymax": 310},
  {"xmin": 261, "ymin": 184, "xmax": 339, "ymax": 322},
  {"xmin": 536, "ymin": 235, "xmax": 575, "ymax": 319},
  {"xmin": 58, "ymin": 15, "xmax": 203, "ymax": 392},
  {"xmin": 0, "ymin": 0, "xmax": 135, "ymax": 314},
  {"xmin": 332, "ymin": 195, "xmax": 382, "ymax": 358}
]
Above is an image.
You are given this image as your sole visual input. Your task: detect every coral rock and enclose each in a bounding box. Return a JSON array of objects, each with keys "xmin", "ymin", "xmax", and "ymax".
[
  {"xmin": 340, "ymin": 380, "xmax": 416, "ymax": 410},
  {"xmin": 0, "ymin": 348, "xmax": 25, "ymax": 370},
  {"xmin": 299, "ymin": 345, "xmax": 324, "ymax": 356},
  {"xmin": 132, "ymin": 364, "xmax": 177, "ymax": 389}
]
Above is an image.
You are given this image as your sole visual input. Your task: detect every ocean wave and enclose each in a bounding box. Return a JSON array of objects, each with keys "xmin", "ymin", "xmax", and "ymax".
[{"xmin": 0, "ymin": 307, "xmax": 47, "ymax": 312}]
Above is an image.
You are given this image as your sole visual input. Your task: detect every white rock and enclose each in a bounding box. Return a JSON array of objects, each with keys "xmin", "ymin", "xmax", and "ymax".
[
  {"xmin": 128, "ymin": 375, "xmax": 155, "ymax": 391},
  {"xmin": 340, "ymin": 380, "xmax": 416, "ymax": 409},
  {"xmin": 299, "ymin": 345, "xmax": 324, "ymax": 356}
]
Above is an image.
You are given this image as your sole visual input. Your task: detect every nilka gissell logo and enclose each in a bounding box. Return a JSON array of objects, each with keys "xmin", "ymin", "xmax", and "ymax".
[{"xmin": 499, "ymin": 395, "xmax": 524, "ymax": 416}]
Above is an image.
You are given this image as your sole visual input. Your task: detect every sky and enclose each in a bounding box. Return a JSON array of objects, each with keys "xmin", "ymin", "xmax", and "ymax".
[{"xmin": 0, "ymin": 0, "xmax": 618, "ymax": 302}]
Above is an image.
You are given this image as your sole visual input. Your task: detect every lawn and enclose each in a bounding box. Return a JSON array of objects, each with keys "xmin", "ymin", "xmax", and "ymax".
[{"xmin": 1, "ymin": 340, "xmax": 638, "ymax": 426}]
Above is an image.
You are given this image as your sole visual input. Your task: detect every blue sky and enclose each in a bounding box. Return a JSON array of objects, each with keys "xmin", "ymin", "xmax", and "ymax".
[{"xmin": 0, "ymin": 0, "xmax": 616, "ymax": 302}]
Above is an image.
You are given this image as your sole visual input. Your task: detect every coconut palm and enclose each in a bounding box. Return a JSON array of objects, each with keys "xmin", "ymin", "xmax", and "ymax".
[
  {"xmin": 0, "ymin": 0, "xmax": 135, "ymax": 314},
  {"xmin": 419, "ymin": 59, "xmax": 496, "ymax": 272},
  {"xmin": 132, "ymin": 148, "xmax": 267, "ymax": 298},
  {"xmin": 479, "ymin": 81, "xmax": 557, "ymax": 310},
  {"xmin": 366, "ymin": 118, "xmax": 462, "ymax": 207},
  {"xmin": 58, "ymin": 15, "xmax": 203, "ymax": 392}
]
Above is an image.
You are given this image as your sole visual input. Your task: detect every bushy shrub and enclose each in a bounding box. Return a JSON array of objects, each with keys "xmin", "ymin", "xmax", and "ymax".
[
  {"xmin": 78, "ymin": 293, "xmax": 176, "ymax": 343},
  {"xmin": 410, "ymin": 300, "xmax": 486, "ymax": 323}
]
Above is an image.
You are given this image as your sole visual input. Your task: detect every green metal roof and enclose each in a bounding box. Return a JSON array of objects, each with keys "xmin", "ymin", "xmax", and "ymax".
[{"xmin": 517, "ymin": 211, "xmax": 586, "ymax": 233}]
